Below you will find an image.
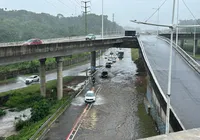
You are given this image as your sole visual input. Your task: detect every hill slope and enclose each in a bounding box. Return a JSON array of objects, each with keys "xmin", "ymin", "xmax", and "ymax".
[{"xmin": 0, "ymin": 9, "xmax": 123, "ymax": 42}]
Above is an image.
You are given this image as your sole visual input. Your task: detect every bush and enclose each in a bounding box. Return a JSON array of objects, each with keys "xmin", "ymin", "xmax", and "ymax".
[
  {"xmin": 0, "ymin": 109, "xmax": 6, "ymax": 117},
  {"xmin": 5, "ymin": 92, "xmax": 43, "ymax": 110},
  {"xmin": 15, "ymin": 119, "xmax": 31, "ymax": 131},
  {"xmin": 31, "ymin": 99, "xmax": 50, "ymax": 122},
  {"xmin": 135, "ymin": 58, "xmax": 146, "ymax": 73}
]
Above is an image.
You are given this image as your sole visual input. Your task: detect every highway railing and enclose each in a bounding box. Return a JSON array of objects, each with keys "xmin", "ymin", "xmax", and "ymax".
[
  {"xmin": 29, "ymin": 80, "xmax": 89, "ymax": 140},
  {"xmin": 0, "ymin": 33, "xmax": 123, "ymax": 47},
  {"xmin": 138, "ymin": 37, "xmax": 186, "ymax": 130},
  {"xmin": 158, "ymin": 36, "xmax": 200, "ymax": 74}
]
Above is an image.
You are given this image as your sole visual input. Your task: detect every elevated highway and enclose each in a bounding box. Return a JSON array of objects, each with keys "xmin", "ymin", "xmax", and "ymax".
[
  {"xmin": 0, "ymin": 36, "xmax": 138, "ymax": 66},
  {"xmin": 139, "ymin": 35, "xmax": 200, "ymax": 130},
  {"xmin": 159, "ymin": 33, "xmax": 200, "ymax": 39}
]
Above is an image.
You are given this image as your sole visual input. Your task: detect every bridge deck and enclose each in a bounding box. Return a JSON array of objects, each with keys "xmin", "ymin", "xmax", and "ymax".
[
  {"xmin": 139, "ymin": 128, "xmax": 200, "ymax": 140},
  {"xmin": 140, "ymin": 35, "xmax": 200, "ymax": 129}
]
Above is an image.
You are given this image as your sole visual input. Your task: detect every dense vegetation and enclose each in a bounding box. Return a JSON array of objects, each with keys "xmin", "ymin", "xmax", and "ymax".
[
  {"xmin": 0, "ymin": 52, "xmax": 90, "ymax": 80},
  {"xmin": 0, "ymin": 9, "xmax": 117, "ymax": 80},
  {"xmin": 1, "ymin": 76, "xmax": 74, "ymax": 139},
  {"xmin": 0, "ymin": 9, "xmax": 123, "ymax": 43},
  {"xmin": 0, "ymin": 109, "xmax": 6, "ymax": 117}
]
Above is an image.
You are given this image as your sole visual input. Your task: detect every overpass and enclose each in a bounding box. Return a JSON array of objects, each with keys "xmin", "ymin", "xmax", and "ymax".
[
  {"xmin": 159, "ymin": 33, "xmax": 200, "ymax": 49},
  {"xmin": 0, "ymin": 36, "xmax": 139, "ymax": 99},
  {"xmin": 138, "ymin": 35, "xmax": 200, "ymax": 133},
  {"xmin": 1, "ymin": 33, "xmax": 200, "ymax": 135},
  {"xmin": 159, "ymin": 33, "xmax": 200, "ymax": 39}
]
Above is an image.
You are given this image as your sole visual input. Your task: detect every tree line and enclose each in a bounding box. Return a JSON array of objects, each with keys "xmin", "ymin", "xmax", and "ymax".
[{"xmin": 0, "ymin": 9, "xmax": 124, "ymax": 43}]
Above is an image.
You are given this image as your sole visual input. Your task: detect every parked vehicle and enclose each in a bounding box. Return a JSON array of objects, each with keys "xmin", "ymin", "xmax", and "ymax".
[
  {"xmin": 25, "ymin": 75, "xmax": 40, "ymax": 84},
  {"xmin": 85, "ymin": 34, "xmax": 96, "ymax": 40},
  {"xmin": 107, "ymin": 60, "xmax": 113, "ymax": 65},
  {"xmin": 112, "ymin": 58, "xmax": 116, "ymax": 63},
  {"xmin": 105, "ymin": 63, "xmax": 111, "ymax": 68},
  {"xmin": 23, "ymin": 39, "xmax": 42, "ymax": 46},
  {"xmin": 85, "ymin": 90, "xmax": 96, "ymax": 103},
  {"xmin": 101, "ymin": 71, "xmax": 108, "ymax": 78},
  {"xmin": 118, "ymin": 50, "xmax": 124, "ymax": 59}
]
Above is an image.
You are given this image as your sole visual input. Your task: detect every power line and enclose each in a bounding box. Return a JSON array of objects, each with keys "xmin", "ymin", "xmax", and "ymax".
[
  {"xmin": 181, "ymin": 0, "xmax": 200, "ymax": 25},
  {"xmin": 69, "ymin": 0, "xmax": 81, "ymax": 7},
  {"xmin": 74, "ymin": 0, "xmax": 82, "ymax": 7},
  {"xmin": 57, "ymin": 0, "xmax": 74, "ymax": 12},
  {"xmin": 145, "ymin": 0, "xmax": 167, "ymax": 22},
  {"xmin": 44, "ymin": 0, "xmax": 69, "ymax": 16}
]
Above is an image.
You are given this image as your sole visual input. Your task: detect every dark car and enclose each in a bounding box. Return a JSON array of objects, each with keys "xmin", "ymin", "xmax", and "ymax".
[
  {"xmin": 105, "ymin": 63, "xmax": 111, "ymax": 68},
  {"xmin": 23, "ymin": 39, "xmax": 42, "ymax": 46},
  {"xmin": 101, "ymin": 71, "xmax": 108, "ymax": 78}
]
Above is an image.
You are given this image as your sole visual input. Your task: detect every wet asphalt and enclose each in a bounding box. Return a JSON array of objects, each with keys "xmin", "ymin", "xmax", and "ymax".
[
  {"xmin": 0, "ymin": 64, "xmax": 91, "ymax": 93},
  {"xmin": 140, "ymin": 35, "xmax": 200, "ymax": 129},
  {"xmin": 42, "ymin": 48, "xmax": 150, "ymax": 140}
]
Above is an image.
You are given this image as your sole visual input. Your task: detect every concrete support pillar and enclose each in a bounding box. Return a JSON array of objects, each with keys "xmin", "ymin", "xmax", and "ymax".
[
  {"xmin": 195, "ymin": 39, "xmax": 198, "ymax": 52},
  {"xmin": 39, "ymin": 58, "xmax": 46, "ymax": 97},
  {"xmin": 56, "ymin": 57, "xmax": 64, "ymax": 100},
  {"xmin": 91, "ymin": 51, "xmax": 96, "ymax": 73},
  {"xmin": 138, "ymin": 48, "xmax": 142, "ymax": 59},
  {"xmin": 180, "ymin": 39, "xmax": 184, "ymax": 48}
]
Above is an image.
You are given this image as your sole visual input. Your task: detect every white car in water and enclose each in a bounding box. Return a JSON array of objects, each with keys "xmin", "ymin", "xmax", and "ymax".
[
  {"xmin": 25, "ymin": 75, "xmax": 40, "ymax": 84},
  {"xmin": 84, "ymin": 90, "xmax": 96, "ymax": 103}
]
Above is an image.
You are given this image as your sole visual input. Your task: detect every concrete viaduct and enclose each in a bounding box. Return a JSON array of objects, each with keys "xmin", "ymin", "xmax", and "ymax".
[
  {"xmin": 159, "ymin": 33, "xmax": 200, "ymax": 49},
  {"xmin": 0, "ymin": 36, "xmax": 139, "ymax": 99}
]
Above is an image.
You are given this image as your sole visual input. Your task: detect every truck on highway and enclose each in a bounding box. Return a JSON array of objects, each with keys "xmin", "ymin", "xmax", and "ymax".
[
  {"xmin": 125, "ymin": 30, "xmax": 136, "ymax": 37},
  {"xmin": 118, "ymin": 50, "xmax": 124, "ymax": 59}
]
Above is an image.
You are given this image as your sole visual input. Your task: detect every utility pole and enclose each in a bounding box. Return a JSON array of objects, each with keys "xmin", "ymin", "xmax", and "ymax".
[
  {"xmin": 101, "ymin": 0, "xmax": 104, "ymax": 38},
  {"xmin": 82, "ymin": 1, "xmax": 90, "ymax": 35},
  {"xmin": 112, "ymin": 13, "xmax": 115, "ymax": 34}
]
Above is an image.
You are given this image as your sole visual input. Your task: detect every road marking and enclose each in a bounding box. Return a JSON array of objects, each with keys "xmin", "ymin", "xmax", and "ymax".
[
  {"xmin": 70, "ymin": 104, "xmax": 92, "ymax": 140},
  {"xmin": 66, "ymin": 103, "xmax": 93, "ymax": 140},
  {"xmin": 66, "ymin": 104, "xmax": 89, "ymax": 140}
]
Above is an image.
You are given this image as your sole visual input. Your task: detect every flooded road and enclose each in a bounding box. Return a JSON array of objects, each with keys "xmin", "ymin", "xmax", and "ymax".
[
  {"xmin": 43, "ymin": 48, "xmax": 157, "ymax": 140},
  {"xmin": 0, "ymin": 108, "xmax": 31, "ymax": 137}
]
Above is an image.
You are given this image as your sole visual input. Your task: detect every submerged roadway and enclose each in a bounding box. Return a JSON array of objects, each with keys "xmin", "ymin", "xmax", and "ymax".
[
  {"xmin": 42, "ymin": 48, "xmax": 156, "ymax": 140},
  {"xmin": 140, "ymin": 35, "xmax": 200, "ymax": 129}
]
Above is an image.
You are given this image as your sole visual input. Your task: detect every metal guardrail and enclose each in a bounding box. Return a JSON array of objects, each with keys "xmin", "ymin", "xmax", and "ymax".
[
  {"xmin": 138, "ymin": 37, "xmax": 186, "ymax": 130},
  {"xmin": 158, "ymin": 36, "xmax": 200, "ymax": 74},
  {"xmin": 0, "ymin": 34, "xmax": 124, "ymax": 47},
  {"xmin": 29, "ymin": 79, "xmax": 89, "ymax": 140}
]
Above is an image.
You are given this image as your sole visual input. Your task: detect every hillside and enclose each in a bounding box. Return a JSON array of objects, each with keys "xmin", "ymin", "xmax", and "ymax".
[{"xmin": 0, "ymin": 9, "xmax": 123, "ymax": 42}]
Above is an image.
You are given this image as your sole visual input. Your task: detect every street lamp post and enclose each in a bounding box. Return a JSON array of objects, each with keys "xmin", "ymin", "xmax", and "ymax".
[
  {"xmin": 152, "ymin": 7, "xmax": 159, "ymax": 35},
  {"xmin": 99, "ymin": 0, "xmax": 104, "ymax": 67},
  {"xmin": 193, "ymin": 25, "xmax": 196, "ymax": 57},
  {"xmin": 166, "ymin": 0, "xmax": 176, "ymax": 134},
  {"xmin": 102, "ymin": 0, "xmax": 104, "ymax": 39},
  {"xmin": 175, "ymin": 0, "xmax": 179, "ymax": 47}
]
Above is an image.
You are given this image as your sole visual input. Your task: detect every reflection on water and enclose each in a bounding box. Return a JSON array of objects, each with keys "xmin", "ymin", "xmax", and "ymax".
[
  {"xmin": 82, "ymin": 108, "xmax": 97, "ymax": 130},
  {"xmin": 71, "ymin": 96, "xmax": 85, "ymax": 106},
  {"xmin": 0, "ymin": 108, "xmax": 31, "ymax": 137},
  {"xmin": 93, "ymin": 95, "xmax": 105, "ymax": 106}
]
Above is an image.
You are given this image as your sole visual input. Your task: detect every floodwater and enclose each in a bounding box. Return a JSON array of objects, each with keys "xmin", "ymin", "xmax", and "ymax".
[
  {"xmin": 0, "ymin": 108, "xmax": 31, "ymax": 137},
  {"xmin": 43, "ymin": 48, "xmax": 158, "ymax": 140}
]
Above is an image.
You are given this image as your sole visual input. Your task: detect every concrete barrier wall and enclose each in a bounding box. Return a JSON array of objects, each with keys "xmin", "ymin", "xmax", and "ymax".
[{"xmin": 138, "ymin": 37, "xmax": 185, "ymax": 132}]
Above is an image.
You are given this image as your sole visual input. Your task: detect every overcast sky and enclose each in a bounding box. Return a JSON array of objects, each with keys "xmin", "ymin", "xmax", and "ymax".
[{"xmin": 1, "ymin": 0, "xmax": 200, "ymax": 30}]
